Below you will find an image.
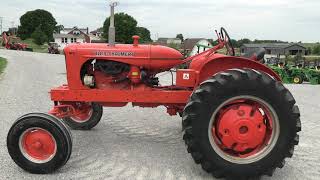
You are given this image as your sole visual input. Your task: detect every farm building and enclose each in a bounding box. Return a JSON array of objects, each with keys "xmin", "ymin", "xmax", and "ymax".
[
  {"xmin": 53, "ymin": 26, "xmax": 90, "ymax": 50},
  {"xmin": 183, "ymin": 38, "xmax": 213, "ymax": 56},
  {"xmin": 240, "ymin": 43, "xmax": 307, "ymax": 57},
  {"xmin": 157, "ymin": 38, "xmax": 182, "ymax": 45}
]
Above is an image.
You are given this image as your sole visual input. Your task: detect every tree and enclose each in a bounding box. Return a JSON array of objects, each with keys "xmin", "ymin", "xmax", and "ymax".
[
  {"xmin": 136, "ymin": 27, "xmax": 152, "ymax": 43},
  {"xmin": 176, "ymin": 34, "xmax": 184, "ymax": 42},
  {"xmin": 230, "ymin": 39, "xmax": 239, "ymax": 48},
  {"xmin": 54, "ymin": 25, "xmax": 64, "ymax": 34},
  {"xmin": 18, "ymin": 9, "xmax": 57, "ymax": 41},
  {"xmin": 237, "ymin": 38, "xmax": 251, "ymax": 47},
  {"xmin": 307, "ymin": 47, "xmax": 312, "ymax": 55},
  {"xmin": 31, "ymin": 26, "xmax": 48, "ymax": 45},
  {"xmin": 103, "ymin": 13, "xmax": 138, "ymax": 44},
  {"xmin": 312, "ymin": 44, "xmax": 320, "ymax": 55}
]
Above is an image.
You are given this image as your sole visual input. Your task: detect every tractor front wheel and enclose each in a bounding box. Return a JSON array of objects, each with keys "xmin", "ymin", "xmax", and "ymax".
[
  {"xmin": 63, "ymin": 102, "xmax": 103, "ymax": 130},
  {"xmin": 182, "ymin": 69, "xmax": 301, "ymax": 179},
  {"xmin": 7, "ymin": 113, "xmax": 72, "ymax": 174}
]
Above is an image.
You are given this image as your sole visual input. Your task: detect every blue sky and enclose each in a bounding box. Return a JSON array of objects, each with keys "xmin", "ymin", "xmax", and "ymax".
[{"xmin": 0, "ymin": 0, "xmax": 319, "ymax": 42}]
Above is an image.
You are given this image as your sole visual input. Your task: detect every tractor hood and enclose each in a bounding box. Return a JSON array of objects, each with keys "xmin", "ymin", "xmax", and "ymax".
[
  {"xmin": 64, "ymin": 43, "xmax": 183, "ymax": 70},
  {"xmin": 65, "ymin": 43, "xmax": 183, "ymax": 60},
  {"xmin": 149, "ymin": 45, "xmax": 183, "ymax": 60}
]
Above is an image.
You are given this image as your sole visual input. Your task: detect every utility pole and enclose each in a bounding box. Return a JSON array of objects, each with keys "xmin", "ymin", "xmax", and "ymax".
[
  {"xmin": 108, "ymin": 1, "xmax": 118, "ymax": 46},
  {"xmin": 0, "ymin": 17, "xmax": 3, "ymax": 35}
]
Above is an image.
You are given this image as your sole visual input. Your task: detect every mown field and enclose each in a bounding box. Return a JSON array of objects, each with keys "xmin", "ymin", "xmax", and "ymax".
[{"xmin": 0, "ymin": 57, "xmax": 7, "ymax": 74}]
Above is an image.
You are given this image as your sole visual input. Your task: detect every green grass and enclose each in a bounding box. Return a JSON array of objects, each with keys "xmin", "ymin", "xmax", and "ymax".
[
  {"xmin": 20, "ymin": 39, "xmax": 49, "ymax": 53},
  {"xmin": 0, "ymin": 57, "xmax": 7, "ymax": 74}
]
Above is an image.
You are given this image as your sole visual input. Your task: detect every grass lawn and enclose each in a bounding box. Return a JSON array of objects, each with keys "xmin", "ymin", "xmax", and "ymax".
[
  {"xmin": 0, "ymin": 57, "xmax": 7, "ymax": 74},
  {"xmin": 21, "ymin": 39, "xmax": 49, "ymax": 53}
]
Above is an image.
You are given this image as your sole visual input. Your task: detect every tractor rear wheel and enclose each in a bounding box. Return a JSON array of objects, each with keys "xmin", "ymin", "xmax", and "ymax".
[
  {"xmin": 182, "ymin": 69, "xmax": 301, "ymax": 179},
  {"xmin": 63, "ymin": 102, "xmax": 103, "ymax": 130},
  {"xmin": 7, "ymin": 113, "xmax": 72, "ymax": 174}
]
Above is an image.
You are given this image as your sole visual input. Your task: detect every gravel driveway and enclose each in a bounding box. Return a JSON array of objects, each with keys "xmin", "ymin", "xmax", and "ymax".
[{"xmin": 0, "ymin": 49, "xmax": 319, "ymax": 180}]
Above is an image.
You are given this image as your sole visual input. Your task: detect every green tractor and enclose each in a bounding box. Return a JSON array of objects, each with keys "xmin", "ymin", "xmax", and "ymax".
[
  {"xmin": 289, "ymin": 64, "xmax": 306, "ymax": 84},
  {"xmin": 303, "ymin": 61, "xmax": 320, "ymax": 85},
  {"xmin": 266, "ymin": 58, "xmax": 291, "ymax": 83},
  {"xmin": 266, "ymin": 58, "xmax": 306, "ymax": 84}
]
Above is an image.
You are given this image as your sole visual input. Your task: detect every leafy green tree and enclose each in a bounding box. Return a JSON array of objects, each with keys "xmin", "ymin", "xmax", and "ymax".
[
  {"xmin": 103, "ymin": 13, "xmax": 137, "ymax": 43},
  {"xmin": 237, "ymin": 38, "xmax": 251, "ymax": 47},
  {"xmin": 230, "ymin": 39, "xmax": 239, "ymax": 48},
  {"xmin": 312, "ymin": 44, "xmax": 320, "ymax": 55},
  {"xmin": 31, "ymin": 26, "xmax": 48, "ymax": 45},
  {"xmin": 307, "ymin": 47, "xmax": 312, "ymax": 55},
  {"xmin": 176, "ymin": 34, "xmax": 184, "ymax": 42},
  {"xmin": 136, "ymin": 27, "xmax": 152, "ymax": 43},
  {"xmin": 17, "ymin": 9, "xmax": 57, "ymax": 41},
  {"xmin": 54, "ymin": 25, "xmax": 64, "ymax": 34}
]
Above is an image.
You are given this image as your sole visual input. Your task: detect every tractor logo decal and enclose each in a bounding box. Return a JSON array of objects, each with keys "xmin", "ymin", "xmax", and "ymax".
[
  {"xmin": 183, "ymin": 73, "xmax": 190, "ymax": 80},
  {"xmin": 95, "ymin": 51, "xmax": 135, "ymax": 57}
]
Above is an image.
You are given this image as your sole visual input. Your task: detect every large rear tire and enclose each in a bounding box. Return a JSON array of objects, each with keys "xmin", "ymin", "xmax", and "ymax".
[
  {"xmin": 7, "ymin": 113, "xmax": 72, "ymax": 174},
  {"xmin": 182, "ymin": 69, "xmax": 301, "ymax": 179},
  {"xmin": 63, "ymin": 102, "xmax": 103, "ymax": 130}
]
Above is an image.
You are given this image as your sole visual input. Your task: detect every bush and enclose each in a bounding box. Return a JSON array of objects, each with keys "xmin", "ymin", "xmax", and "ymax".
[
  {"xmin": 31, "ymin": 26, "xmax": 48, "ymax": 45},
  {"xmin": 312, "ymin": 44, "xmax": 320, "ymax": 55}
]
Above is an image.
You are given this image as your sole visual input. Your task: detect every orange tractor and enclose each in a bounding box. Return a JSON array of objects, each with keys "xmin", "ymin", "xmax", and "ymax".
[
  {"xmin": 7, "ymin": 28, "xmax": 301, "ymax": 179},
  {"xmin": 1, "ymin": 32, "xmax": 32, "ymax": 51}
]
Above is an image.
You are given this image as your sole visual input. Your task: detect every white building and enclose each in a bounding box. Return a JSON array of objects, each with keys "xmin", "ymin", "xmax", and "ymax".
[
  {"xmin": 53, "ymin": 27, "xmax": 90, "ymax": 50},
  {"xmin": 53, "ymin": 34, "xmax": 86, "ymax": 50},
  {"xmin": 157, "ymin": 38, "xmax": 182, "ymax": 45}
]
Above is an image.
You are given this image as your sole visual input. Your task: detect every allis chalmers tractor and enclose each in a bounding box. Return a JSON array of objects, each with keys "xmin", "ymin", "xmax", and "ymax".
[
  {"xmin": 1, "ymin": 32, "xmax": 32, "ymax": 51},
  {"xmin": 6, "ymin": 28, "xmax": 301, "ymax": 179}
]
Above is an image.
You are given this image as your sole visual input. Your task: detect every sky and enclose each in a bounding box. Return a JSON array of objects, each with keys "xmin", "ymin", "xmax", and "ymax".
[{"xmin": 0, "ymin": 0, "xmax": 319, "ymax": 42}]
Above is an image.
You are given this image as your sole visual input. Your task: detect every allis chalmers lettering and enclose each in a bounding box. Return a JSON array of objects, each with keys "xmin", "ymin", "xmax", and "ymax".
[{"xmin": 96, "ymin": 51, "xmax": 135, "ymax": 57}]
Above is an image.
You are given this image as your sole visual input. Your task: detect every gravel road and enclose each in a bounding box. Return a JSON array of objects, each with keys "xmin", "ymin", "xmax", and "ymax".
[{"xmin": 0, "ymin": 49, "xmax": 319, "ymax": 180}]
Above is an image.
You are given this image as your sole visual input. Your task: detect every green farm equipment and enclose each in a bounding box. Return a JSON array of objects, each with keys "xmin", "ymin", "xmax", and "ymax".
[
  {"xmin": 289, "ymin": 65, "xmax": 306, "ymax": 84},
  {"xmin": 303, "ymin": 62, "xmax": 320, "ymax": 85},
  {"xmin": 269, "ymin": 65, "xmax": 291, "ymax": 83}
]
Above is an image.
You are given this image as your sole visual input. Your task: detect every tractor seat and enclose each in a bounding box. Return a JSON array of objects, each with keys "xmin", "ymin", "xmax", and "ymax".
[{"xmin": 242, "ymin": 48, "xmax": 266, "ymax": 62}]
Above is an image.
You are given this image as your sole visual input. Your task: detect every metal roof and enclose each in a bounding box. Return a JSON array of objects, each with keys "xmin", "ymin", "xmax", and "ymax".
[
  {"xmin": 53, "ymin": 33, "xmax": 86, "ymax": 39},
  {"xmin": 242, "ymin": 43, "xmax": 306, "ymax": 49}
]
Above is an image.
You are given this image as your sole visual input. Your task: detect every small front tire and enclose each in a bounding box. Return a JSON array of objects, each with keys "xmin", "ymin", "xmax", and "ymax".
[{"xmin": 7, "ymin": 113, "xmax": 72, "ymax": 174}]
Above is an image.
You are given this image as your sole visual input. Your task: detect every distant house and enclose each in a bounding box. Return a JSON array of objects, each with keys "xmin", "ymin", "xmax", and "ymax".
[
  {"xmin": 89, "ymin": 29, "xmax": 104, "ymax": 42},
  {"xmin": 183, "ymin": 38, "xmax": 213, "ymax": 56},
  {"xmin": 240, "ymin": 43, "xmax": 307, "ymax": 57},
  {"xmin": 157, "ymin": 38, "xmax": 182, "ymax": 45},
  {"xmin": 90, "ymin": 29, "xmax": 103, "ymax": 38},
  {"xmin": 53, "ymin": 26, "xmax": 90, "ymax": 49}
]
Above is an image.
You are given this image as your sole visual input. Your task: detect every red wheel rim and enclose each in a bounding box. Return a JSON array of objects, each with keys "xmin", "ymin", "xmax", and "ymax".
[
  {"xmin": 208, "ymin": 96, "xmax": 280, "ymax": 164},
  {"xmin": 19, "ymin": 128, "xmax": 57, "ymax": 163},
  {"xmin": 70, "ymin": 103, "xmax": 93, "ymax": 123}
]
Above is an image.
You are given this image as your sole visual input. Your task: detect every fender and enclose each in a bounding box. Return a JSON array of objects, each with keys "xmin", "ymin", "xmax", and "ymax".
[{"xmin": 190, "ymin": 56, "xmax": 281, "ymax": 84}]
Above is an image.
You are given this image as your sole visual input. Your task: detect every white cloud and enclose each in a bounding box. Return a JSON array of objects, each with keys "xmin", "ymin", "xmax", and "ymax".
[{"xmin": 0, "ymin": 0, "xmax": 319, "ymax": 42}]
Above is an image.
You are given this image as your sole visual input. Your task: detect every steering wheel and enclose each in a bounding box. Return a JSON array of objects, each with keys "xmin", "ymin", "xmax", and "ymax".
[{"xmin": 220, "ymin": 27, "xmax": 235, "ymax": 56}]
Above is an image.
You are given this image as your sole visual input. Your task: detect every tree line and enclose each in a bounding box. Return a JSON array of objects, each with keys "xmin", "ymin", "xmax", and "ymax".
[
  {"xmin": 13, "ymin": 9, "xmax": 152, "ymax": 45},
  {"xmin": 9, "ymin": 9, "xmax": 320, "ymax": 55}
]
